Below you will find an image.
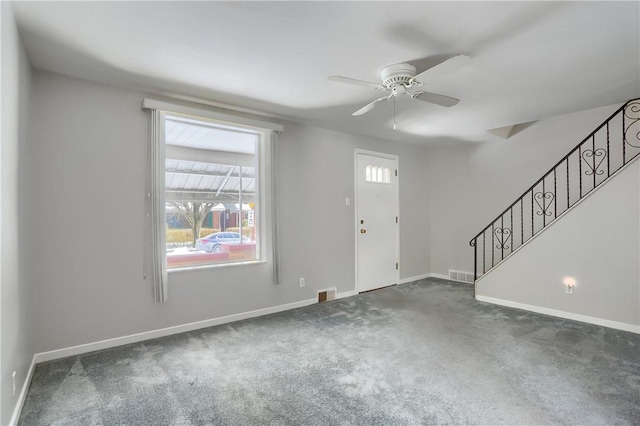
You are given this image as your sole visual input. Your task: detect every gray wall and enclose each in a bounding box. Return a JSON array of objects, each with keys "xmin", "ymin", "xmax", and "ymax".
[
  {"xmin": 1, "ymin": 3, "xmax": 33, "ymax": 424},
  {"xmin": 29, "ymin": 70, "xmax": 432, "ymax": 353},
  {"xmin": 428, "ymin": 103, "xmax": 625, "ymax": 275},
  {"xmin": 477, "ymin": 160, "xmax": 640, "ymax": 327}
]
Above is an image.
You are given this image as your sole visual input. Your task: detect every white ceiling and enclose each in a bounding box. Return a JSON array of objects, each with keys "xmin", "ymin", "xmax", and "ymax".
[{"xmin": 11, "ymin": 1, "xmax": 640, "ymax": 145}]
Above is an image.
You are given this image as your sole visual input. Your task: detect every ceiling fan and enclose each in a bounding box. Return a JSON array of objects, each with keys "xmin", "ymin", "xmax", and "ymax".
[{"xmin": 328, "ymin": 55, "xmax": 470, "ymax": 125}]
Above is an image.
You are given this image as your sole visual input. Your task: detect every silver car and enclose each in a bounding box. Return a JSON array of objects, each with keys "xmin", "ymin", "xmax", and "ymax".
[{"xmin": 195, "ymin": 232, "xmax": 250, "ymax": 253}]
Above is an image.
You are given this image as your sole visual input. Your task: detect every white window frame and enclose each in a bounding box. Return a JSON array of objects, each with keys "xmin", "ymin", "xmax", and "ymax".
[
  {"xmin": 164, "ymin": 111, "xmax": 266, "ymax": 270},
  {"xmin": 143, "ymin": 99, "xmax": 283, "ymax": 301}
]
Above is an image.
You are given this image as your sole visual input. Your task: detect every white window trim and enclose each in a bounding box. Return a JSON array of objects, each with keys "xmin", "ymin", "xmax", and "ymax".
[
  {"xmin": 143, "ymin": 98, "xmax": 283, "ymax": 302},
  {"xmin": 142, "ymin": 98, "xmax": 283, "ymax": 132}
]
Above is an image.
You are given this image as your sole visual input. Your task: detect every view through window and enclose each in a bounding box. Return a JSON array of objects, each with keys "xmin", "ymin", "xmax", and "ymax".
[{"xmin": 164, "ymin": 114, "xmax": 260, "ymax": 269}]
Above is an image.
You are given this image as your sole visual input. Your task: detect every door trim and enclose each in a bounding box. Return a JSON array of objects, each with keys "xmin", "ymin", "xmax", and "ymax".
[{"xmin": 354, "ymin": 149, "xmax": 400, "ymax": 292}]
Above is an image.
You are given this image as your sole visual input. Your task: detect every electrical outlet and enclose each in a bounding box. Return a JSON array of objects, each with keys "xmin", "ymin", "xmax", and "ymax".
[
  {"xmin": 565, "ymin": 283, "xmax": 574, "ymax": 294},
  {"xmin": 299, "ymin": 278, "xmax": 305, "ymax": 287},
  {"xmin": 12, "ymin": 371, "xmax": 16, "ymax": 396}
]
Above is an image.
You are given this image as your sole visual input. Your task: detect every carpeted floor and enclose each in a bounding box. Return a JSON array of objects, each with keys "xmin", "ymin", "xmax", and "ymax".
[{"xmin": 18, "ymin": 278, "xmax": 640, "ymax": 425}]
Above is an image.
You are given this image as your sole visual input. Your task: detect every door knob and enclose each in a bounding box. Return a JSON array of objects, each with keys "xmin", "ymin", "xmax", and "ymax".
[{"xmin": 360, "ymin": 229, "xmax": 366, "ymax": 234}]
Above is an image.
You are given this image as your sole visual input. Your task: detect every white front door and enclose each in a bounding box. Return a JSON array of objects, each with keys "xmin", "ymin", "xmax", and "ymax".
[{"xmin": 355, "ymin": 152, "xmax": 399, "ymax": 292}]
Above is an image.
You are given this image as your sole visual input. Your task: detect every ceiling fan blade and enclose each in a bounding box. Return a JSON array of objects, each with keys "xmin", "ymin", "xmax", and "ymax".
[
  {"xmin": 328, "ymin": 75, "xmax": 385, "ymax": 90},
  {"xmin": 412, "ymin": 91, "xmax": 460, "ymax": 107},
  {"xmin": 411, "ymin": 54, "xmax": 470, "ymax": 85},
  {"xmin": 353, "ymin": 95, "xmax": 392, "ymax": 116}
]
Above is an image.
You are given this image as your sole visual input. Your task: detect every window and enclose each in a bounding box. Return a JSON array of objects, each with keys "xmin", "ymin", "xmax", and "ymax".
[
  {"xmin": 163, "ymin": 113, "xmax": 263, "ymax": 269},
  {"xmin": 144, "ymin": 99, "xmax": 283, "ymax": 301},
  {"xmin": 365, "ymin": 165, "xmax": 391, "ymax": 184}
]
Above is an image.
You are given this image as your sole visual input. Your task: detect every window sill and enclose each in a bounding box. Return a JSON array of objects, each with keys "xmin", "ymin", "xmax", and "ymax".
[{"xmin": 167, "ymin": 259, "xmax": 266, "ymax": 274}]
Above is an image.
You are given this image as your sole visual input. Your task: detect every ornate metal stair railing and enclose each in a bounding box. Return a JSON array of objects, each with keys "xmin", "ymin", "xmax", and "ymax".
[{"xmin": 470, "ymin": 99, "xmax": 640, "ymax": 282}]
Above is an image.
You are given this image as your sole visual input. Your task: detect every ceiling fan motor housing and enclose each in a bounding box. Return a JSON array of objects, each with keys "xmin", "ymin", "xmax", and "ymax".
[{"xmin": 381, "ymin": 63, "xmax": 417, "ymax": 88}]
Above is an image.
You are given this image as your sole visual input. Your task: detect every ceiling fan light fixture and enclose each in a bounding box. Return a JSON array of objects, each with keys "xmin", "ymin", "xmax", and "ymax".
[
  {"xmin": 329, "ymin": 54, "xmax": 469, "ymax": 118},
  {"xmin": 381, "ymin": 63, "xmax": 417, "ymax": 88}
]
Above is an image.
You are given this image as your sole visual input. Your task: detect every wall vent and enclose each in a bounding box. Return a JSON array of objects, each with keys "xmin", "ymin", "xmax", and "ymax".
[{"xmin": 448, "ymin": 270, "xmax": 475, "ymax": 284}]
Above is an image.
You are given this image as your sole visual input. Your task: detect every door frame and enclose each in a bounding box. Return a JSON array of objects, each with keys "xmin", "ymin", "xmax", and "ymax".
[{"xmin": 354, "ymin": 149, "xmax": 400, "ymax": 292}]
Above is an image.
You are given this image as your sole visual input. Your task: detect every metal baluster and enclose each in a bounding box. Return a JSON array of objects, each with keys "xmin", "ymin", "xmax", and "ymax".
[
  {"xmin": 482, "ymin": 231, "xmax": 486, "ymax": 275},
  {"xmin": 622, "ymin": 110, "xmax": 626, "ymax": 164},
  {"xmin": 566, "ymin": 157, "xmax": 570, "ymax": 209},
  {"xmin": 592, "ymin": 135, "xmax": 596, "ymax": 189},
  {"xmin": 510, "ymin": 207, "xmax": 513, "ymax": 254},
  {"xmin": 553, "ymin": 169, "xmax": 557, "ymax": 218},
  {"xmin": 491, "ymin": 223, "xmax": 495, "ymax": 267},
  {"xmin": 606, "ymin": 122, "xmax": 610, "ymax": 177},
  {"xmin": 542, "ymin": 179, "xmax": 546, "ymax": 227},
  {"xmin": 531, "ymin": 189, "xmax": 534, "ymax": 237},
  {"xmin": 473, "ymin": 239, "xmax": 477, "ymax": 283},
  {"xmin": 578, "ymin": 147, "xmax": 582, "ymax": 198},
  {"xmin": 501, "ymin": 216, "xmax": 504, "ymax": 261},
  {"xmin": 520, "ymin": 198, "xmax": 524, "ymax": 247}
]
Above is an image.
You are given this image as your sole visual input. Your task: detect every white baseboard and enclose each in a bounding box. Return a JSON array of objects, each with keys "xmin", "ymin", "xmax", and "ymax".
[
  {"xmin": 398, "ymin": 273, "xmax": 431, "ymax": 284},
  {"xmin": 353, "ymin": 271, "xmax": 455, "ymax": 289},
  {"xmin": 400, "ymin": 272, "xmax": 456, "ymax": 284},
  {"xmin": 476, "ymin": 295, "xmax": 640, "ymax": 334},
  {"xmin": 427, "ymin": 273, "xmax": 450, "ymax": 280},
  {"xmin": 399, "ymin": 273, "xmax": 471, "ymax": 284},
  {"xmin": 34, "ymin": 298, "xmax": 317, "ymax": 364},
  {"xmin": 337, "ymin": 289, "xmax": 358, "ymax": 299},
  {"xmin": 9, "ymin": 355, "xmax": 36, "ymax": 426}
]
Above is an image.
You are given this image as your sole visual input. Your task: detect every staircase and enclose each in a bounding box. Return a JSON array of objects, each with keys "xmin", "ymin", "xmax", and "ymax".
[{"xmin": 470, "ymin": 99, "xmax": 640, "ymax": 284}]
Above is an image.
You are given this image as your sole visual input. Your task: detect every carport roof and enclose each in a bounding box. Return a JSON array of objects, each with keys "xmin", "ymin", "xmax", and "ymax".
[{"xmin": 164, "ymin": 115, "xmax": 257, "ymax": 204}]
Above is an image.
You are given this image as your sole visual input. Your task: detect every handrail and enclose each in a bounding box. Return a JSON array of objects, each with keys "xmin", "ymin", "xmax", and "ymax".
[{"xmin": 470, "ymin": 99, "xmax": 640, "ymax": 282}]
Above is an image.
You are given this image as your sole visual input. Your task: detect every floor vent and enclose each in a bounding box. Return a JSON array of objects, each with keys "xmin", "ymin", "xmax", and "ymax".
[
  {"xmin": 448, "ymin": 270, "xmax": 475, "ymax": 284},
  {"xmin": 318, "ymin": 288, "xmax": 336, "ymax": 303}
]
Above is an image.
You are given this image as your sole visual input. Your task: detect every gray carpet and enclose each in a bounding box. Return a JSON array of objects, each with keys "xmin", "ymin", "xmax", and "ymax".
[{"xmin": 18, "ymin": 278, "xmax": 640, "ymax": 425}]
